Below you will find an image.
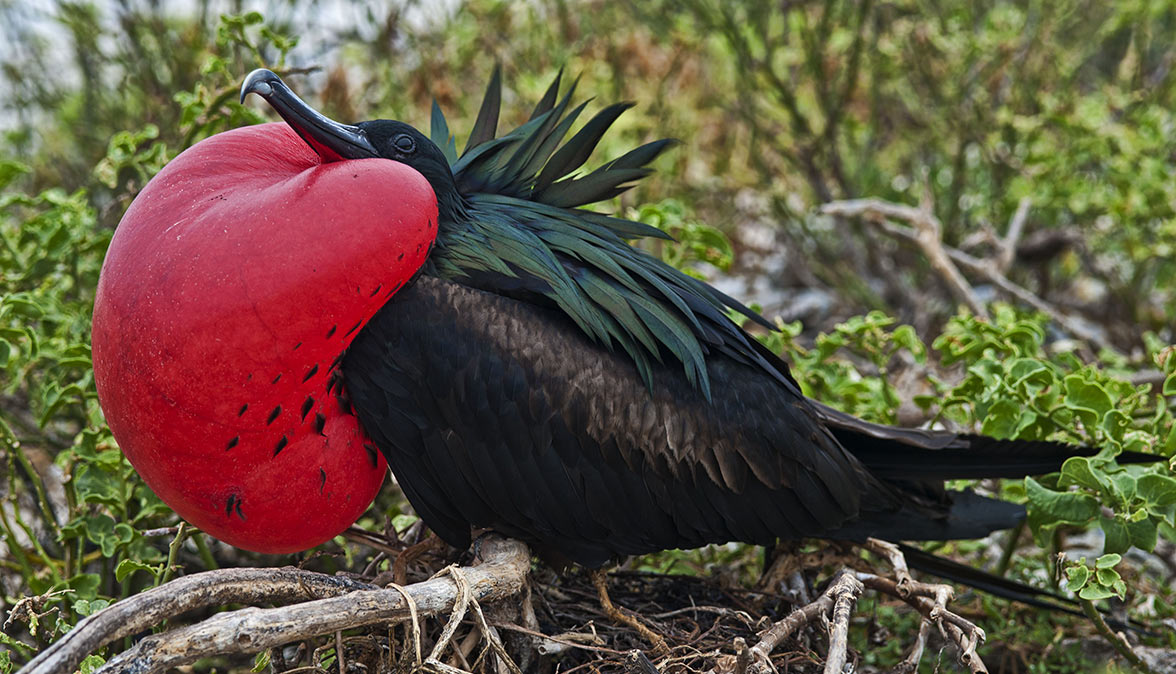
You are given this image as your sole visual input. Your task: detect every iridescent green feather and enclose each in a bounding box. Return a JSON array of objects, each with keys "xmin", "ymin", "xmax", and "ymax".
[{"xmin": 427, "ymin": 68, "xmax": 777, "ymax": 399}]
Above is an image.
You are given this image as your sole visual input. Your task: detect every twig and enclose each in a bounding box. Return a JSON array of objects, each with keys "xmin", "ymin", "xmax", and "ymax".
[
  {"xmin": 1130, "ymin": 369, "xmax": 1168, "ymax": 388},
  {"xmin": 139, "ymin": 527, "xmax": 180, "ymax": 538},
  {"xmin": 343, "ymin": 525, "xmax": 403, "ymax": 556},
  {"xmin": 915, "ymin": 202, "xmax": 989, "ymax": 318},
  {"xmin": 747, "ymin": 569, "xmax": 862, "ymax": 674},
  {"xmin": 489, "ymin": 623, "xmax": 622, "ymax": 657},
  {"xmin": 384, "ymin": 582, "xmax": 422, "ymax": 667},
  {"xmin": 733, "ymin": 637, "xmax": 752, "ymax": 674},
  {"xmin": 155, "ymin": 522, "xmax": 187, "ymax": 587},
  {"xmin": 832, "ymin": 197, "xmax": 988, "ymax": 318},
  {"xmin": 334, "ymin": 630, "xmax": 344, "ymax": 674},
  {"xmin": 889, "ymin": 618, "xmax": 930, "ymax": 674},
  {"xmin": 96, "ymin": 538, "xmax": 529, "ymax": 674},
  {"xmin": 20, "ymin": 537, "xmax": 529, "ymax": 674},
  {"xmin": 591, "ymin": 569, "xmax": 669, "ymax": 654},
  {"xmin": 467, "ymin": 582, "xmax": 523, "ymax": 674},
  {"xmin": 999, "ymin": 197, "xmax": 1032, "ymax": 272},
  {"xmin": 426, "ymin": 566, "xmax": 472, "ymax": 665},
  {"xmin": 864, "ymin": 538, "xmax": 913, "ymax": 596},
  {"xmin": 823, "ymin": 571, "xmax": 864, "ymax": 674},
  {"xmin": 821, "ymin": 198, "xmax": 1117, "ymax": 354},
  {"xmin": 20, "ymin": 568, "xmax": 379, "ymax": 674},
  {"xmin": 1080, "ymin": 598, "xmax": 1158, "ymax": 674},
  {"xmin": 857, "ymin": 573, "xmax": 987, "ymax": 673}
]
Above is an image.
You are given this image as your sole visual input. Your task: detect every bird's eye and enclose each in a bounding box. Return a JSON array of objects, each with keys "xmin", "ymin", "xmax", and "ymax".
[{"xmin": 393, "ymin": 134, "xmax": 416, "ymax": 154}]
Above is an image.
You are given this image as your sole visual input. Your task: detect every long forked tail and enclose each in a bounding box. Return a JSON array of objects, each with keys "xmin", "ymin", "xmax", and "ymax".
[
  {"xmin": 810, "ymin": 400, "xmax": 1161, "ymax": 479},
  {"xmin": 804, "ymin": 401, "xmax": 1159, "ymax": 632}
]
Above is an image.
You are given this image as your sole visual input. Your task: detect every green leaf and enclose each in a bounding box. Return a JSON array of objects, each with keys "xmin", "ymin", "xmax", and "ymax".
[
  {"xmin": 0, "ymin": 630, "xmax": 33, "ymax": 652},
  {"xmin": 0, "ymin": 159, "xmax": 29, "ymax": 190},
  {"xmin": 1127, "ymin": 516, "xmax": 1158, "ymax": 552},
  {"xmin": 1065, "ymin": 564, "xmax": 1090, "ymax": 591},
  {"xmin": 1009, "ymin": 358, "xmax": 1052, "ymax": 391},
  {"xmin": 981, "ymin": 399, "xmax": 1034, "ymax": 439},
  {"xmin": 114, "ymin": 522, "xmax": 135, "ymax": 544},
  {"xmin": 1096, "ymin": 566, "xmax": 1119, "ymax": 586},
  {"xmin": 1079, "ymin": 584, "xmax": 1115, "ymax": 600},
  {"xmin": 1112, "ymin": 578, "xmax": 1127, "ymax": 599},
  {"xmin": 1109, "ymin": 473, "xmax": 1137, "ymax": 502},
  {"xmin": 1160, "ymin": 520, "xmax": 1176, "ymax": 543},
  {"xmin": 1138, "ymin": 474, "xmax": 1176, "ymax": 508},
  {"xmin": 1101, "ymin": 516, "xmax": 1130, "ymax": 554},
  {"xmin": 1095, "ymin": 553, "xmax": 1121, "ymax": 568},
  {"xmin": 1025, "ymin": 476, "xmax": 1100, "ymax": 524},
  {"xmin": 78, "ymin": 654, "xmax": 106, "ymax": 674},
  {"xmin": 1163, "ymin": 372, "xmax": 1176, "ymax": 397},
  {"xmin": 1063, "ymin": 374, "xmax": 1113, "ymax": 427},
  {"xmin": 84, "ymin": 515, "xmax": 121, "ymax": 557},
  {"xmin": 115, "ymin": 558, "xmax": 160, "ymax": 583},
  {"xmin": 62, "ymin": 573, "xmax": 101, "ymax": 601},
  {"xmin": 1101, "ymin": 409, "xmax": 1132, "ymax": 440},
  {"xmin": 72, "ymin": 598, "xmax": 110, "ymax": 617},
  {"xmin": 1059, "ymin": 456, "xmax": 1109, "ymax": 493}
]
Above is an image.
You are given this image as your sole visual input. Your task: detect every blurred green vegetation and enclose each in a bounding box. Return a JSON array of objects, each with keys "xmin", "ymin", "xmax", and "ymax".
[{"xmin": 1, "ymin": 1, "xmax": 1175, "ymax": 672}]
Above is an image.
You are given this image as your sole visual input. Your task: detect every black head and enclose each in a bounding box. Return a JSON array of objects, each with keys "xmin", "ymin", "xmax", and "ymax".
[
  {"xmin": 241, "ymin": 69, "xmax": 465, "ymax": 221},
  {"xmin": 357, "ymin": 120, "xmax": 463, "ymax": 215}
]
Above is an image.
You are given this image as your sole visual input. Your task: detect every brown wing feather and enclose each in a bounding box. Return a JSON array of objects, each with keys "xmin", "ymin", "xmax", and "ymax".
[{"xmin": 344, "ymin": 276, "xmax": 904, "ymax": 566}]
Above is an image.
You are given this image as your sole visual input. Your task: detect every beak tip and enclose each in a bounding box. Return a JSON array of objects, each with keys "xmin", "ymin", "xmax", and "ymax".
[
  {"xmin": 234, "ymin": 68, "xmax": 374, "ymax": 161},
  {"xmin": 240, "ymin": 68, "xmax": 280, "ymax": 105}
]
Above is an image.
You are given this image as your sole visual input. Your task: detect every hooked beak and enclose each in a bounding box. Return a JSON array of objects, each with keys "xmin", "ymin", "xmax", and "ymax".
[{"xmin": 240, "ymin": 69, "xmax": 377, "ymax": 162}]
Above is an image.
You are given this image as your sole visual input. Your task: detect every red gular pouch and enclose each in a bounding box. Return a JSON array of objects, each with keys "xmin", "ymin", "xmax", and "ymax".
[{"xmin": 92, "ymin": 122, "xmax": 437, "ymax": 553}]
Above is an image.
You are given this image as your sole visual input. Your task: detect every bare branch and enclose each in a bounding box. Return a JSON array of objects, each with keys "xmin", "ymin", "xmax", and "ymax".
[
  {"xmin": 20, "ymin": 568, "xmax": 379, "ymax": 674},
  {"xmin": 746, "ymin": 569, "xmax": 862, "ymax": 674},
  {"xmin": 999, "ymin": 197, "xmax": 1032, "ymax": 272},
  {"xmin": 20, "ymin": 537, "xmax": 530, "ymax": 674},
  {"xmin": 821, "ymin": 198, "xmax": 1117, "ymax": 354},
  {"xmin": 822, "ymin": 198, "xmax": 988, "ymax": 318},
  {"xmin": 858, "ymin": 573, "xmax": 988, "ymax": 674},
  {"xmin": 823, "ymin": 571, "xmax": 864, "ymax": 674}
]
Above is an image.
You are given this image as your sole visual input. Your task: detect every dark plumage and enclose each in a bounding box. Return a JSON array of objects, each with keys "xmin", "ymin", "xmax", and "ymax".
[
  {"xmin": 243, "ymin": 68, "xmax": 1156, "ymax": 569},
  {"xmin": 345, "ymin": 276, "xmax": 1032, "ymax": 567}
]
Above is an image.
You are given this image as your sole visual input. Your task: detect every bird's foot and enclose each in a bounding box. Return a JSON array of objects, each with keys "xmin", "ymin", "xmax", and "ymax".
[{"xmin": 590, "ymin": 569, "xmax": 670, "ymax": 655}]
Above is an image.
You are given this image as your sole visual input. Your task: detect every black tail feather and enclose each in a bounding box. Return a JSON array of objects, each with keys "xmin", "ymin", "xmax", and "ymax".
[
  {"xmin": 810, "ymin": 400, "xmax": 1163, "ymax": 479},
  {"xmin": 830, "ymin": 490, "xmax": 1025, "ymax": 542}
]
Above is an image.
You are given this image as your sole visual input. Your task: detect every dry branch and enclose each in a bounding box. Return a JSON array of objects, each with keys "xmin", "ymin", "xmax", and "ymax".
[
  {"xmin": 20, "ymin": 568, "xmax": 379, "ymax": 674},
  {"xmin": 746, "ymin": 569, "xmax": 863, "ymax": 674},
  {"xmin": 821, "ymin": 198, "xmax": 1116, "ymax": 354},
  {"xmin": 823, "ymin": 570, "xmax": 864, "ymax": 674},
  {"xmin": 858, "ymin": 572, "xmax": 988, "ymax": 674},
  {"xmin": 19, "ymin": 536, "xmax": 530, "ymax": 674},
  {"xmin": 999, "ymin": 197, "xmax": 1032, "ymax": 273}
]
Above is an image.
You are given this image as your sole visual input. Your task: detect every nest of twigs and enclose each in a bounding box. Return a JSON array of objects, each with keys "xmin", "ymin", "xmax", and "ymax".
[{"xmin": 15, "ymin": 531, "xmax": 1010, "ymax": 674}]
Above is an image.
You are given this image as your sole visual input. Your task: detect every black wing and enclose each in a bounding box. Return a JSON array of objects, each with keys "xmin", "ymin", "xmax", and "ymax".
[{"xmin": 343, "ymin": 277, "xmax": 1023, "ymax": 566}]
